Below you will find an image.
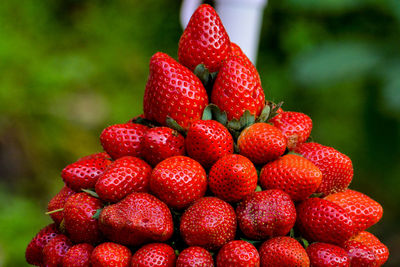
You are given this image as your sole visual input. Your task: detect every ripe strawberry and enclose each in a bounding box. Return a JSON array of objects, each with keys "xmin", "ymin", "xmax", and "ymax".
[
  {"xmin": 61, "ymin": 157, "xmax": 112, "ymax": 192},
  {"xmin": 180, "ymin": 197, "xmax": 237, "ymax": 250},
  {"xmin": 95, "ymin": 156, "xmax": 152, "ymax": 203},
  {"xmin": 42, "ymin": 234, "xmax": 73, "ymax": 267},
  {"xmin": 259, "ymin": 236, "xmax": 310, "ymax": 267},
  {"xmin": 294, "ymin": 142, "xmax": 353, "ymax": 195},
  {"xmin": 216, "ymin": 240, "xmax": 260, "ymax": 267},
  {"xmin": 131, "ymin": 243, "xmax": 176, "ymax": 267},
  {"xmin": 62, "ymin": 243, "xmax": 94, "ymax": 267},
  {"xmin": 47, "ymin": 185, "xmax": 75, "ymax": 225},
  {"xmin": 343, "ymin": 240, "xmax": 377, "ymax": 267},
  {"xmin": 91, "ymin": 242, "xmax": 132, "ymax": 267},
  {"xmin": 296, "ymin": 198, "xmax": 356, "ymax": 245},
  {"xmin": 270, "ymin": 111, "xmax": 312, "ymax": 150},
  {"xmin": 176, "ymin": 246, "xmax": 214, "ymax": 267},
  {"xmin": 349, "ymin": 231, "xmax": 389, "ymax": 266},
  {"xmin": 230, "ymin": 42, "xmax": 259, "ymax": 80},
  {"xmin": 185, "ymin": 120, "xmax": 234, "ymax": 169},
  {"xmin": 178, "ymin": 4, "xmax": 230, "ymax": 72},
  {"xmin": 63, "ymin": 192, "xmax": 103, "ymax": 244},
  {"xmin": 236, "ymin": 189, "xmax": 296, "ymax": 240},
  {"xmin": 100, "ymin": 122, "xmax": 149, "ymax": 160},
  {"xmin": 140, "ymin": 127, "xmax": 185, "ymax": 166},
  {"xmin": 99, "ymin": 192, "xmax": 173, "ymax": 246},
  {"xmin": 237, "ymin": 123, "xmax": 286, "ymax": 165},
  {"xmin": 306, "ymin": 242, "xmax": 350, "ymax": 267},
  {"xmin": 259, "ymin": 154, "xmax": 322, "ymax": 201},
  {"xmin": 77, "ymin": 152, "xmax": 111, "ymax": 162},
  {"xmin": 325, "ymin": 189, "xmax": 383, "ymax": 233},
  {"xmin": 150, "ymin": 156, "xmax": 207, "ymax": 209},
  {"xmin": 143, "ymin": 52, "xmax": 208, "ymax": 129},
  {"xmin": 25, "ymin": 223, "xmax": 60, "ymax": 266},
  {"xmin": 211, "ymin": 54, "xmax": 265, "ymax": 121},
  {"xmin": 209, "ymin": 154, "xmax": 258, "ymax": 203}
]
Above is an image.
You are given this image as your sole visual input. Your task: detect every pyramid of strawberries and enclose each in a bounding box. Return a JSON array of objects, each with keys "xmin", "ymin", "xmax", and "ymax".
[{"xmin": 26, "ymin": 4, "xmax": 389, "ymax": 267}]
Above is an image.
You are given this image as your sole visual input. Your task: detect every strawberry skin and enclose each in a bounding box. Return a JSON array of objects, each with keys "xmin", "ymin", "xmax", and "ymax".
[
  {"xmin": 238, "ymin": 123, "xmax": 286, "ymax": 165},
  {"xmin": 47, "ymin": 185, "xmax": 75, "ymax": 225},
  {"xmin": 209, "ymin": 154, "xmax": 258, "ymax": 203},
  {"xmin": 230, "ymin": 42, "xmax": 259, "ymax": 80},
  {"xmin": 180, "ymin": 197, "xmax": 237, "ymax": 250},
  {"xmin": 131, "ymin": 243, "xmax": 176, "ymax": 267},
  {"xmin": 185, "ymin": 120, "xmax": 234, "ymax": 169},
  {"xmin": 259, "ymin": 154, "xmax": 322, "ymax": 201},
  {"xmin": 91, "ymin": 242, "xmax": 132, "ymax": 267},
  {"xmin": 143, "ymin": 52, "xmax": 208, "ymax": 129},
  {"xmin": 95, "ymin": 156, "xmax": 152, "ymax": 203},
  {"xmin": 343, "ymin": 240, "xmax": 377, "ymax": 267},
  {"xmin": 216, "ymin": 240, "xmax": 260, "ymax": 267},
  {"xmin": 306, "ymin": 242, "xmax": 350, "ymax": 267},
  {"xmin": 349, "ymin": 231, "xmax": 389, "ymax": 266},
  {"xmin": 178, "ymin": 4, "xmax": 230, "ymax": 72},
  {"xmin": 77, "ymin": 152, "xmax": 111, "ymax": 162},
  {"xmin": 150, "ymin": 156, "xmax": 207, "ymax": 209},
  {"xmin": 176, "ymin": 246, "xmax": 214, "ymax": 267},
  {"xmin": 62, "ymin": 243, "xmax": 94, "ymax": 267},
  {"xmin": 42, "ymin": 234, "xmax": 73, "ymax": 267},
  {"xmin": 294, "ymin": 142, "xmax": 353, "ymax": 195}
]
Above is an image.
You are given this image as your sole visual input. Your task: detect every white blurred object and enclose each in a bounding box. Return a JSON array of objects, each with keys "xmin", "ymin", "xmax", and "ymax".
[{"xmin": 180, "ymin": 0, "xmax": 268, "ymax": 65}]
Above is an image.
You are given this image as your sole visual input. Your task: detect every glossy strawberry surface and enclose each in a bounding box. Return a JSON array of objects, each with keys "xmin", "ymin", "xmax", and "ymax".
[
  {"xmin": 176, "ymin": 246, "xmax": 214, "ymax": 267},
  {"xmin": 216, "ymin": 240, "xmax": 260, "ymax": 267},
  {"xmin": 131, "ymin": 243, "xmax": 176, "ymax": 267},
  {"xmin": 47, "ymin": 185, "xmax": 75, "ymax": 225},
  {"xmin": 62, "ymin": 243, "xmax": 94, "ymax": 267},
  {"xmin": 26, "ymin": 223, "xmax": 60, "ymax": 266},
  {"xmin": 349, "ymin": 231, "xmax": 389, "ymax": 266},
  {"xmin": 91, "ymin": 242, "xmax": 131, "ymax": 267},
  {"xmin": 306, "ymin": 242, "xmax": 350, "ymax": 267},
  {"xmin": 42, "ymin": 234, "xmax": 72, "ymax": 267}
]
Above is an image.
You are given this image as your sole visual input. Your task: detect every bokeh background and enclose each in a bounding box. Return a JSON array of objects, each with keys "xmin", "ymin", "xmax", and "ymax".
[{"xmin": 0, "ymin": 0, "xmax": 399, "ymax": 266}]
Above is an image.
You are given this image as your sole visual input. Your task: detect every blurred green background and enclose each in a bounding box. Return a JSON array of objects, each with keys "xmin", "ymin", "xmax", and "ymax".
[{"xmin": 0, "ymin": 0, "xmax": 399, "ymax": 266}]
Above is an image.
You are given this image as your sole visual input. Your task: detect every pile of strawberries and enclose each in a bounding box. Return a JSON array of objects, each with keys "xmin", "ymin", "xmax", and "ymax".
[{"xmin": 26, "ymin": 4, "xmax": 389, "ymax": 267}]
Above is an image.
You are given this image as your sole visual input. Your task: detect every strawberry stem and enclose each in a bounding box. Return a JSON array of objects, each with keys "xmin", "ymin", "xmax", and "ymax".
[{"xmin": 45, "ymin": 208, "xmax": 64, "ymax": 215}]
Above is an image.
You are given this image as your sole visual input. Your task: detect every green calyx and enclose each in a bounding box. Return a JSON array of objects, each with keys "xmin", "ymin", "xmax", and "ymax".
[
  {"xmin": 194, "ymin": 64, "xmax": 218, "ymax": 94},
  {"xmin": 166, "ymin": 116, "xmax": 187, "ymax": 136}
]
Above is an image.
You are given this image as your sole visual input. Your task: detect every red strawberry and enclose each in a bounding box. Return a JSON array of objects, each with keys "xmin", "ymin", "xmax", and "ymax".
[
  {"xmin": 62, "ymin": 243, "xmax": 94, "ymax": 267},
  {"xmin": 178, "ymin": 4, "xmax": 230, "ymax": 72},
  {"xmin": 61, "ymin": 157, "xmax": 112, "ymax": 192},
  {"xmin": 131, "ymin": 243, "xmax": 176, "ymax": 267},
  {"xmin": 237, "ymin": 123, "xmax": 286, "ymax": 165},
  {"xmin": 180, "ymin": 197, "xmax": 237, "ymax": 250},
  {"xmin": 42, "ymin": 234, "xmax": 72, "ymax": 267},
  {"xmin": 216, "ymin": 240, "xmax": 260, "ymax": 267},
  {"xmin": 100, "ymin": 122, "xmax": 149, "ymax": 160},
  {"xmin": 259, "ymin": 154, "xmax": 322, "ymax": 201},
  {"xmin": 236, "ymin": 189, "xmax": 296, "ymax": 240},
  {"xmin": 150, "ymin": 156, "xmax": 207, "ymax": 209},
  {"xmin": 143, "ymin": 52, "xmax": 208, "ymax": 129},
  {"xmin": 140, "ymin": 127, "xmax": 185, "ymax": 166},
  {"xmin": 296, "ymin": 198, "xmax": 356, "ymax": 245},
  {"xmin": 325, "ymin": 189, "xmax": 383, "ymax": 233},
  {"xmin": 63, "ymin": 192, "xmax": 103, "ymax": 244},
  {"xmin": 176, "ymin": 246, "xmax": 214, "ymax": 267},
  {"xmin": 209, "ymin": 154, "xmax": 258, "ymax": 203},
  {"xmin": 259, "ymin": 236, "xmax": 310, "ymax": 267},
  {"xmin": 95, "ymin": 156, "xmax": 152, "ymax": 203},
  {"xmin": 77, "ymin": 152, "xmax": 111, "ymax": 162},
  {"xmin": 343, "ymin": 240, "xmax": 377, "ymax": 267},
  {"xmin": 306, "ymin": 242, "xmax": 350, "ymax": 267},
  {"xmin": 294, "ymin": 142, "xmax": 353, "ymax": 195},
  {"xmin": 99, "ymin": 192, "xmax": 173, "ymax": 246},
  {"xmin": 25, "ymin": 223, "xmax": 60, "ymax": 266},
  {"xmin": 47, "ymin": 185, "xmax": 75, "ymax": 225},
  {"xmin": 230, "ymin": 42, "xmax": 259, "ymax": 80},
  {"xmin": 270, "ymin": 111, "xmax": 312, "ymax": 150},
  {"xmin": 349, "ymin": 231, "xmax": 389, "ymax": 266},
  {"xmin": 185, "ymin": 120, "xmax": 234, "ymax": 169},
  {"xmin": 91, "ymin": 242, "xmax": 131, "ymax": 267}
]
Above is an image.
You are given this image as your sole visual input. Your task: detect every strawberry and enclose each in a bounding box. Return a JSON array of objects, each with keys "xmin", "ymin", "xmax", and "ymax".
[
  {"xmin": 150, "ymin": 156, "xmax": 207, "ymax": 209},
  {"xmin": 61, "ymin": 157, "xmax": 112, "ymax": 192},
  {"xmin": 77, "ymin": 152, "xmax": 111, "ymax": 162},
  {"xmin": 296, "ymin": 198, "xmax": 356, "ymax": 245},
  {"xmin": 42, "ymin": 234, "xmax": 73, "ymax": 267},
  {"xmin": 306, "ymin": 242, "xmax": 350, "ymax": 267},
  {"xmin": 63, "ymin": 192, "xmax": 103, "ymax": 244},
  {"xmin": 325, "ymin": 189, "xmax": 383, "ymax": 233},
  {"xmin": 349, "ymin": 231, "xmax": 389, "ymax": 266},
  {"xmin": 131, "ymin": 243, "xmax": 176, "ymax": 267},
  {"xmin": 343, "ymin": 240, "xmax": 377, "ymax": 267},
  {"xmin": 180, "ymin": 197, "xmax": 236, "ymax": 250},
  {"xmin": 294, "ymin": 142, "xmax": 353, "ymax": 195},
  {"xmin": 236, "ymin": 189, "xmax": 296, "ymax": 240},
  {"xmin": 25, "ymin": 223, "xmax": 60, "ymax": 266},
  {"xmin": 99, "ymin": 192, "xmax": 173, "ymax": 246},
  {"xmin": 176, "ymin": 246, "xmax": 214, "ymax": 267},
  {"xmin": 95, "ymin": 156, "xmax": 152, "ymax": 203},
  {"xmin": 140, "ymin": 127, "xmax": 185, "ymax": 166},
  {"xmin": 237, "ymin": 123, "xmax": 286, "ymax": 165},
  {"xmin": 259, "ymin": 154, "xmax": 322, "ymax": 201},
  {"xmin": 178, "ymin": 4, "xmax": 230, "ymax": 73},
  {"xmin": 270, "ymin": 111, "xmax": 312, "ymax": 150},
  {"xmin": 62, "ymin": 243, "xmax": 94, "ymax": 267},
  {"xmin": 185, "ymin": 120, "xmax": 234, "ymax": 169},
  {"xmin": 91, "ymin": 242, "xmax": 132, "ymax": 267},
  {"xmin": 143, "ymin": 52, "xmax": 208, "ymax": 129},
  {"xmin": 230, "ymin": 42, "xmax": 259, "ymax": 80},
  {"xmin": 100, "ymin": 122, "xmax": 149, "ymax": 160},
  {"xmin": 47, "ymin": 185, "xmax": 75, "ymax": 225},
  {"xmin": 209, "ymin": 154, "xmax": 258, "ymax": 202},
  {"xmin": 259, "ymin": 236, "xmax": 310, "ymax": 267},
  {"xmin": 216, "ymin": 240, "xmax": 260, "ymax": 267}
]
